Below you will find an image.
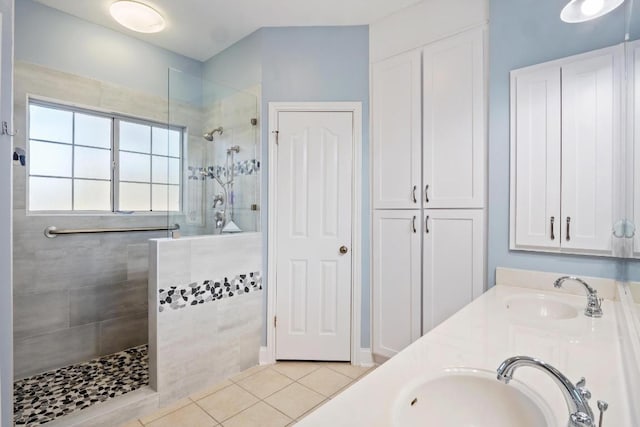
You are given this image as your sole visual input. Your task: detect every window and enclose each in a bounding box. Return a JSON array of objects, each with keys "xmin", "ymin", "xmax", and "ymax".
[{"xmin": 27, "ymin": 100, "xmax": 183, "ymax": 213}]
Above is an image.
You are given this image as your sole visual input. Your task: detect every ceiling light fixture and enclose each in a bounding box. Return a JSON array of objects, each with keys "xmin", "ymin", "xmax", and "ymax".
[
  {"xmin": 109, "ymin": 1, "xmax": 165, "ymax": 33},
  {"xmin": 560, "ymin": 0, "xmax": 625, "ymax": 23}
]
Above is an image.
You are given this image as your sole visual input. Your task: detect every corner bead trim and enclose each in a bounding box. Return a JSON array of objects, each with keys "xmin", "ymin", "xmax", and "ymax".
[{"xmin": 158, "ymin": 271, "xmax": 262, "ymax": 312}]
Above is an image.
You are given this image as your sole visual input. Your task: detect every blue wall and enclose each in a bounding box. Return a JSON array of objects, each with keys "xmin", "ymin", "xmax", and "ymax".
[
  {"xmin": 203, "ymin": 29, "xmax": 263, "ymax": 92},
  {"xmin": 204, "ymin": 26, "xmax": 371, "ymax": 347},
  {"xmin": 488, "ymin": 0, "xmax": 640, "ymax": 286},
  {"xmin": 16, "ymin": 0, "xmax": 202, "ymax": 102}
]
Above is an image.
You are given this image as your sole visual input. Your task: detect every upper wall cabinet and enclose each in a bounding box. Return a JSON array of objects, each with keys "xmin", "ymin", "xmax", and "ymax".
[
  {"xmin": 372, "ymin": 50, "xmax": 422, "ymax": 209},
  {"xmin": 510, "ymin": 44, "xmax": 624, "ymax": 255},
  {"xmin": 511, "ymin": 65, "xmax": 562, "ymax": 249},
  {"xmin": 423, "ymin": 28, "xmax": 486, "ymax": 208},
  {"xmin": 372, "ymin": 27, "xmax": 486, "ymax": 210}
]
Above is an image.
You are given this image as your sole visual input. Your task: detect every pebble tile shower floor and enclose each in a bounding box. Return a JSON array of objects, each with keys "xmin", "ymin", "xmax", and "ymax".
[{"xmin": 14, "ymin": 345, "xmax": 149, "ymax": 426}]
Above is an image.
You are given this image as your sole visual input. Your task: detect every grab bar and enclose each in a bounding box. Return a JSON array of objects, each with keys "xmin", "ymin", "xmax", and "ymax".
[{"xmin": 44, "ymin": 224, "xmax": 180, "ymax": 238}]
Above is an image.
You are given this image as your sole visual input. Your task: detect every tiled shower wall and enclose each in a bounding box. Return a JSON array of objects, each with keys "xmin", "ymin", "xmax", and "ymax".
[
  {"xmin": 176, "ymin": 83, "xmax": 261, "ymax": 236},
  {"xmin": 149, "ymin": 233, "xmax": 262, "ymax": 405},
  {"xmin": 12, "ymin": 62, "xmax": 204, "ymax": 379}
]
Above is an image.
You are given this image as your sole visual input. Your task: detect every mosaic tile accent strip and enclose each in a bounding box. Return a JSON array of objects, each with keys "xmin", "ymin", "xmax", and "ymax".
[
  {"xmin": 188, "ymin": 159, "xmax": 261, "ymax": 181},
  {"xmin": 159, "ymin": 271, "xmax": 262, "ymax": 312},
  {"xmin": 14, "ymin": 345, "xmax": 148, "ymax": 426}
]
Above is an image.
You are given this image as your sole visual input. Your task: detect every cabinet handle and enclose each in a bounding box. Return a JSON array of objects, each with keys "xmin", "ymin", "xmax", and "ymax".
[
  {"xmin": 425, "ymin": 185, "xmax": 430, "ymax": 203},
  {"xmin": 412, "ymin": 215, "xmax": 417, "ymax": 233},
  {"xmin": 412, "ymin": 185, "xmax": 417, "ymax": 203},
  {"xmin": 566, "ymin": 217, "xmax": 571, "ymax": 242},
  {"xmin": 425, "ymin": 216, "xmax": 430, "ymax": 234},
  {"xmin": 550, "ymin": 216, "xmax": 555, "ymax": 241}
]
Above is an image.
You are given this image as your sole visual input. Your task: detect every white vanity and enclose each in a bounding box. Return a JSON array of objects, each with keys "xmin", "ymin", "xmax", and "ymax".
[{"xmin": 299, "ymin": 268, "xmax": 637, "ymax": 426}]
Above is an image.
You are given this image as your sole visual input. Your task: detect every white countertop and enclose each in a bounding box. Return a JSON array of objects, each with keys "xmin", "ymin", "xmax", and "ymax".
[{"xmin": 299, "ymin": 285, "xmax": 633, "ymax": 426}]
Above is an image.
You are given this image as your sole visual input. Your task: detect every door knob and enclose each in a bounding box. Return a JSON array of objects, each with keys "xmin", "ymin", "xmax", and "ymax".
[{"xmin": 339, "ymin": 246, "xmax": 348, "ymax": 254}]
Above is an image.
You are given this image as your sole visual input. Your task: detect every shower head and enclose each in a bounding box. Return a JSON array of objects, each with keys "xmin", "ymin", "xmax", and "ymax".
[{"xmin": 203, "ymin": 127, "xmax": 223, "ymax": 141}]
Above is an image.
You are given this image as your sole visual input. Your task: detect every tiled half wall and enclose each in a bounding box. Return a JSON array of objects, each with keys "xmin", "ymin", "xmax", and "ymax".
[{"xmin": 149, "ymin": 232, "xmax": 262, "ymax": 406}]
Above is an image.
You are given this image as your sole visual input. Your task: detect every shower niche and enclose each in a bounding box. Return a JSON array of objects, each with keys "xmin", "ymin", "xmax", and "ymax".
[{"xmin": 168, "ymin": 70, "xmax": 261, "ymax": 237}]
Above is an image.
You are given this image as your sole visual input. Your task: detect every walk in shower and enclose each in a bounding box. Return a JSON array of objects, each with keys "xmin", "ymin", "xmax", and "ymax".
[{"xmin": 12, "ymin": 62, "xmax": 260, "ymax": 426}]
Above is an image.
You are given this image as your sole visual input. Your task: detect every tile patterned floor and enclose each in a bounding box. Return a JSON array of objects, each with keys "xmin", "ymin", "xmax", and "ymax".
[
  {"xmin": 120, "ymin": 361, "xmax": 375, "ymax": 427},
  {"xmin": 14, "ymin": 345, "xmax": 149, "ymax": 426}
]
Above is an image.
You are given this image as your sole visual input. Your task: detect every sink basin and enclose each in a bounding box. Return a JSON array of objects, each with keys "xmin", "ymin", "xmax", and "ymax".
[
  {"xmin": 504, "ymin": 295, "xmax": 579, "ymax": 320},
  {"xmin": 392, "ymin": 369, "xmax": 554, "ymax": 427}
]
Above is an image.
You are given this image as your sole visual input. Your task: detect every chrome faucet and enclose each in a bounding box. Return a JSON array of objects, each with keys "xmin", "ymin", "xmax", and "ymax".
[
  {"xmin": 553, "ymin": 276, "xmax": 603, "ymax": 318},
  {"xmin": 497, "ymin": 356, "xmax": 599, "ymax": 427}
]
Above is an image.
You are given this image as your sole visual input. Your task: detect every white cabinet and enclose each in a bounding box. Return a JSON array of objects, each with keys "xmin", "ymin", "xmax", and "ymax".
[
  {"xmin": 561, "ymin": 52, "xmax": 619, "ymax": 253},
  {"xmin": 371, "ymin": 27, "xmax": 487, "ymax": 358},
  {"xmin": 373, "ymin": 28, "xmax": 486, "ymax": 210},
  {"xmin": 372, "ymin": 210, "xmax": 421, "ymax": 358},
  {"xmin": 510, "ymin": 45, "xmax": 623, "ymax": 255},
  {"xmin": 423, "ymin": 28, "xmax": 485, "ymax": 209},
  {"xmin": 511, "ymin": 65, "xmax": 562, "ymax": 249},
  {"xmin": 372, "ymin": 50, "xmax": 422, "ymax": 209},
  {"xmin": 422, "ymin": 210, "xmax": 485, "ymax": 333}
]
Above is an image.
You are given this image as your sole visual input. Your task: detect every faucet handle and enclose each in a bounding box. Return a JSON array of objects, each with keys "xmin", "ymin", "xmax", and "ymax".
[
  {"xmin": 576, "ymin": 377, "xmax": 592, "ymax": 400},
  {"xmin": 570, "ymin": 412, "xmax": 593, "ymax": 426}
]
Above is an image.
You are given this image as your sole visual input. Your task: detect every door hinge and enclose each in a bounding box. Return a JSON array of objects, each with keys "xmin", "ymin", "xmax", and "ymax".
[
  {"xmin": 273, "ymin": 316, "xmax": 277, "ymax": 328},
  {"xmin": 272, "ymin": 130, "xmax": 279, "ymax": 145}
]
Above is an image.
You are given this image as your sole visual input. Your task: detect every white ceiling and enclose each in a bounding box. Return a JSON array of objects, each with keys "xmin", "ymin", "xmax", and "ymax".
[{"xmin": 33, "ymin": 0, "xmax": 423, "ymax": 62}]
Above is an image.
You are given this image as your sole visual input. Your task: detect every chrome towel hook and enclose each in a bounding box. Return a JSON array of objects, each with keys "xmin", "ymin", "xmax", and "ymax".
[{"xmin": 2, "ymin": 121, "xmax": 17, "ymax": 136}]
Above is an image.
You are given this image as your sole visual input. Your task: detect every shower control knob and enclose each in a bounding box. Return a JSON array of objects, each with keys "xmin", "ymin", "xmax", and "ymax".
[{"xmin": 339, "ymin": 246, "xmax": 349, "ymax": 254}]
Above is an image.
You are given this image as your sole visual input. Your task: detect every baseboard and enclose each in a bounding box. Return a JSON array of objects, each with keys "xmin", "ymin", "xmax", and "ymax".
[
  {"xmin": 357, "ymin": 348, "xmax": 374, "ymax": 367},
  {"xmin": 259, "ymin": 346, "xmax": 273, "ymax": 365}
]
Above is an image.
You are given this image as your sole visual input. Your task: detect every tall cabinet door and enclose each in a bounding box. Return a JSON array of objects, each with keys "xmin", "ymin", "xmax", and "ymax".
[
  {"xmin": 372, "ymin": 50, "xmax": 422, "ymax": 209},
  {"xmin": 372, "ymin": 210, "xmax": 421, "ymax": 358},
  {"xmin": 423, "ymin": 210, "xmax": 484, "ymax": 333},
  {"xmin": 423, "ymin": 27, "xmax": 485, "ymax": 209},
  {"xmin": 511, "ymin": 65, "xmax": 562, "ymax": 250},
  {"xmin": 561, "ymin": 48, "xmax": 621, "ymax": 253}
]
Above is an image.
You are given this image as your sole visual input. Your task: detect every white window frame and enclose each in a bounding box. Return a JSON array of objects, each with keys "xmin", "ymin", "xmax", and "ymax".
[{"xmin": 26, "ymin": 97, "xmax": 185, "ymax": 215}]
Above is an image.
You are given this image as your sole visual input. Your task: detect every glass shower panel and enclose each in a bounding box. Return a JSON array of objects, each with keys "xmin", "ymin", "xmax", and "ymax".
[
  {"xmin": 167, "ymin": 68, "xmax": 260, "ymax": 237},
  {"xmin": 120, "ymin": 121, "xmax": 152, "ymax": 153}
]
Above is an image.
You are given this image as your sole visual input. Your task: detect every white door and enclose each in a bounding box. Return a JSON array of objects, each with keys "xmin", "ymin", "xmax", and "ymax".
[
  {"xmin": 371, "ymin": 49, "xmax": 422, "ymax": 209},
  {"xmin": 423, "ymin": 27, "xmax": 485, "ymax": 209},
  {"xmin": 372, "ymin": 210, "xmax": 421, "ymax": 358},
  {"xmin": 561, "ymin": 48, "xmax": 621, "ymax": 253},
  {"xmin": 511, "ymin": 64, "xmax": 562, "ymax": 250},
  {"xmin": 275, "ymin": 111, "xmax": 353, "ymax": 361},
  {"xmin": 423, "ymin": 210, "xmax": 484, "ymax": 333}
]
